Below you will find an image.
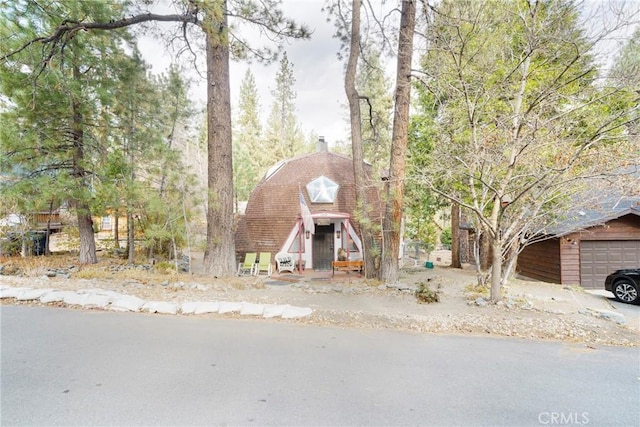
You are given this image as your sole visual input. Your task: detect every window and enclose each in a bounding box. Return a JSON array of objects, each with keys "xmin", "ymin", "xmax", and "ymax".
[
  {"xmin": 101, "ymin": 216, "xmax": 112, "ymax": 231},
  {"xmin": 288, "ymin": 231, "xmax": 305, "ymax": 253},
  {"xmin": 306, "ymin": 176, "xmax": 339, "ymax": 203}
]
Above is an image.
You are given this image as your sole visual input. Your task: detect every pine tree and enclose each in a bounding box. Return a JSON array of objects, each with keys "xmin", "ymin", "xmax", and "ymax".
[
  {"xmin": 357, "ymin": 47, "xmax": 392, "ymax": 171},
  {"xmin": 1, "ymin": 0, "xmax": 309, "ymax": 276},
  {"xmin": 264, "ymin": 52, "xmax": 306, "ymax": 162},
  {"xmin": 0, "ymin": 0, "xmax": 135, "ymax": 263},
  {"xmin": 233, "ymin": 68, "xmax": 263, "ymax": 205}
]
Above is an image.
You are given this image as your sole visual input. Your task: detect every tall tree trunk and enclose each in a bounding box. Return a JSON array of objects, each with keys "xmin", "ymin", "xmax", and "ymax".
[
  {"xmin": 344, "ymin": 0, "xmax": 376, "ymax": 278},
  {"xmin": 71, "ymin": 64, "xmax": 97, "ymax": 264},
  {"xmin": 127, "ymin": 210, "xmax": 135, "ymax": 263},
  {"xmin": 78, "ymin": 208, "xmax": 97, "ymax": 263},
  {"xmin": 450, "ymin": 202, "xmax": 461, "ymax": 268},
  {"xmin": 45, "ymin": 199, "xmax": 53, "ymax": 256},
  {"xmin": 114, "ymin": 209, "xmax": 120, "ymax": 249},
  {"xmin": 127, "ymin": 113, "xmax": 136, "ymax": 264},
  {"xmin": 381, "ymin": 0, "xmax": 415, "ymax": 283},
  {"xmin": 202, "ymin": 10, "xmax": 236, "ymax": 277},
  {"xmin": 490, "ymin": 234, "xmax": 502, "ymax": 302}
]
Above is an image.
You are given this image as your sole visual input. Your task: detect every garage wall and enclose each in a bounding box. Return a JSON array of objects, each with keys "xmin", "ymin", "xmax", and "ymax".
[
  {"xmin": 580, "ymin": 240, "xmax": 640, "ymax": 288},
  {"xmin": 518, "ymin": 238, "xmax": 561, "ymax": 283},
  {"xmin": 568, "ymin": 214, "xmax": 640, "ymax": 288}
]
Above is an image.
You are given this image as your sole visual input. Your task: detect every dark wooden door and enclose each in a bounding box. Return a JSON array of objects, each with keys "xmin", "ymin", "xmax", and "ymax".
[{"xmin": 312, "ymin": 225, "xmax": 333, "ymax": 271}]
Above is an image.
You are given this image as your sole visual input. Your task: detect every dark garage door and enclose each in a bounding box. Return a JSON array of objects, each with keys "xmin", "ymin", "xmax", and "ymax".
[{"xmin": 580, "ymin": 240, "xmax": 640, "ymax": 288}]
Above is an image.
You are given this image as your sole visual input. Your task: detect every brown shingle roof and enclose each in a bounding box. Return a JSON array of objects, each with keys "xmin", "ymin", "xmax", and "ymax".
[{"xmin": 235, "ymin": 151, "xmax": 383, "ymax": 255}]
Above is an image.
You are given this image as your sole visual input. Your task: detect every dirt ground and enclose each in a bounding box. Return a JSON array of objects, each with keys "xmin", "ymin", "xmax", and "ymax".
[{"xmin": 1, "ymin": 250, "xmax": 638, "ymax": 348}]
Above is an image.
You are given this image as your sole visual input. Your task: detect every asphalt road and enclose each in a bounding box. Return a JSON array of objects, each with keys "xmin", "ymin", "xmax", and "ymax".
[{"xmin": 1, "ymin": 306, "xmax": 638, "ymax": 426}]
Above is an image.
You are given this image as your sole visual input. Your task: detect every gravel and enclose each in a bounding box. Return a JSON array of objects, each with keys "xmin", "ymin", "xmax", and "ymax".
[{"xmin": 1, "ymin": 265, "xmax": 638, "ymax": 347}]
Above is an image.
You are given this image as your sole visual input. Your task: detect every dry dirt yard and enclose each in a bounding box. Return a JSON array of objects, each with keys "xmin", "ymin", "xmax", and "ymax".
[{"xmin": 0, "ymin": 253, "xmax": 638, "ymax": 348}]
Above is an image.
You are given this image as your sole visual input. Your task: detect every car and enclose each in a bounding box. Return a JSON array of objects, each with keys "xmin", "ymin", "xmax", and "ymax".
[{"xmin": 604, "ymin": 269, "xmax": 640, "ymax": 304}]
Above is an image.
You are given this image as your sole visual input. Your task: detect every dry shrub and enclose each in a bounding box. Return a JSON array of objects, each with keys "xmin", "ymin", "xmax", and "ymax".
[{"xmin": 415, "ymin": 281, "xmax": 440, "ymax": 303}]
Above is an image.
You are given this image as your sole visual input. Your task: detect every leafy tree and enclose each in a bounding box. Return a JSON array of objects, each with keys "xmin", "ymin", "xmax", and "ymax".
[
  {"xmin": 1, "ymin": 0, "xmax": 309, "ymax": 276},
  {"xmin": 405, "ymin": 86, "xmax": 444, "ymax": 259},
  {"xmin": 414, "ymin": 0, "xmax": 638, "ymax": 301}
]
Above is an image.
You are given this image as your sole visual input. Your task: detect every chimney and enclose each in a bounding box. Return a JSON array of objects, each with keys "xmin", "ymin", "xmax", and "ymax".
[{"xmin": 316, "ymin": 136, "xmax": 328, "ymax": 152}]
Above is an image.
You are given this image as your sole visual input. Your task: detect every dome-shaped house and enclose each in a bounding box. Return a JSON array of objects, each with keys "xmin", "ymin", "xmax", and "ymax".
[{"xmin": 235, "ymin": 139, "xmax": 384, "ymax": 271}]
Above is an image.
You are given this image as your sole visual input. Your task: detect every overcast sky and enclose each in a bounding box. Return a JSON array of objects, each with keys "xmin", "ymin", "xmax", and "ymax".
[
  {"xmin": 138, "ymin": 1, "xmax": 636, "ymax": 147},
  {"xmin": 140, "ymin": 0, "xmax": 351, "ymax": 145}
]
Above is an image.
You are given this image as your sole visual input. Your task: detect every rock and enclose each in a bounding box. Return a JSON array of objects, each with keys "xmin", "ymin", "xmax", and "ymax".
[
  {"xmin": 393, "ymin": 283, "xmax": 412, "ymax": 291},
  {"xmin": 0, "ymin": 287, "xmax": 31, "ymax": 299},
  {"xmin": 110, "ymin": 295, "xmax": 145, "ymax": 312},
  {"xmin": 194, "ymin": 301, "xmax": 220, "ymax": 315},
  {"xmin": 180, "ymin": 302, "xmax": 198, "ymax": 314},
  {"xmin": 475, "ymin": 297, "xmax": 488, "ymax": 307},
  {"xmin": 377, "ymin": 285, "xmax": 387, "ymax": 291},
  {"xmin": 63, "ymin": 293, "xmax": 89, "ymax": 306},
  {"xmin": 592, "ymin": 309, "xmax": 627, "ymax": 325},
  {"xmin": 240, "ymin": 302, "xmax": 264, "ymax": 316},
  {"xmin": 79, "ymin": 289, "xmax": 122, "ymax": 303},
  {"xmin": 40, "ymin": 291, "xmax": 78, "ymax": 304},
  {"xmin": 16, "ymin": 288, "xmax": 53, "ymax": 301},
  {"xmin": 82, "ymin": 294, "xmax": 111, "ymax": 309},
  {"xmin": 143, "ymin": 301, "xmax": 178, "ymax": 315},
  {"xmin": 263, "ymin": 304, "xmax": 287, "ymax": 318},
  {"xmin": 218, "ymin": 301, "xmax": 242, "ymax": 314},
  {"xmin": 1, "ymin": 265, "xmax": 20, "ymax": 275}
]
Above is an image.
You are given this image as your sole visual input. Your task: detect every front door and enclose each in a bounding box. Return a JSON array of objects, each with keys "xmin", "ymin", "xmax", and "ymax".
[{"xmin": 312, "ymin": 225, "xmax": 333, "ymax": 270}]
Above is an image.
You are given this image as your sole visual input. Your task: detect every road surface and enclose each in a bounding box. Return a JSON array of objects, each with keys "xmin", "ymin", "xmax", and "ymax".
[{"xmin": 1, "ymin": 306, "xmax": 638, "ymax": 426}]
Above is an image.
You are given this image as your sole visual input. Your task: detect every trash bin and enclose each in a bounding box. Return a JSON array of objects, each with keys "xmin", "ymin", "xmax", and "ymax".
[{"xmin": 425, "ymin": 261, "xmax": 434, "ymax": 269}]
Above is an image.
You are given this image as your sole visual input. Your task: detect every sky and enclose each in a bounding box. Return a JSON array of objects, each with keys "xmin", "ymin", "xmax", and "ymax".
[
  {"xmin": 137, "ymin": 0, "xmax": 636, "ymax": 146},
  {"xmin": 139, "ymin": 0, "xmax": 351, "ymax": 145}
]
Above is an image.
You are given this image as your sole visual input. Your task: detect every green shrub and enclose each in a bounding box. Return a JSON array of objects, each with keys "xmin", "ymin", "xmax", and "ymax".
[{"xmin": 415, "ymin": 281, "xmax": 440, "ymax": 303}]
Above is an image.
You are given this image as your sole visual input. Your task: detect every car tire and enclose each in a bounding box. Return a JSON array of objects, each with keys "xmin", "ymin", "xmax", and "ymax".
[{"xmin": 612, "ymin": 280, "xmax": 640, "ymax": 305}]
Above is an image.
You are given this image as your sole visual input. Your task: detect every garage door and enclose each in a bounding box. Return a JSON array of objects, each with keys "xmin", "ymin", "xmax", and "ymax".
[{"xmin": 580, "ymin": 240, "xmax": 640, "ymax": 288}]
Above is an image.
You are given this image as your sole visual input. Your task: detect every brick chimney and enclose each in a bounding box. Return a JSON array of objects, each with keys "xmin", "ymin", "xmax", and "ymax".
[{"xmin": 316, "ymin": 136, "xmax": 328, "ymax": 152}]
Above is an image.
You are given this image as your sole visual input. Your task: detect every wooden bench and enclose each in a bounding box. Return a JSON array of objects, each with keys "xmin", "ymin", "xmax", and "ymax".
[{"xmin": 332, "ymin": 260, "xmax": 364, "ymax": 276}]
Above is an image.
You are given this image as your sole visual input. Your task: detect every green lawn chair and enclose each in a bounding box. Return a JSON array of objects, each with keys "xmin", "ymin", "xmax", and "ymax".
[
  {"xmin": 255, "ymin": 252, "xmax": 272, "ymax": 277},
  {"xmin": 237, "ymin": 252, "xmax": 257, "ymax": 276}
]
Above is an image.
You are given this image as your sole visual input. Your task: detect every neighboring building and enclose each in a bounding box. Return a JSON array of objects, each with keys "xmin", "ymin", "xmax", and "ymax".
[
  {"xmin": 235, "ymin": 138, "xmax": 385, "ymax": 271},
  {"xmin": 518, "ymin": 196, "xmax": 640, "ymax": 288},
  {"xmin": 93, "ymin": 210, "xmax": 131, "ymax": 244}
]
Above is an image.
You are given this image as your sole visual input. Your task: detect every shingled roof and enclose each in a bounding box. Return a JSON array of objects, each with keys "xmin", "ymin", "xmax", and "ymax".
[
  {"xmin": 546, "ymin": 196, "xmax": 640, "ymax": 237},
  {"xmin": 235, "ymin": 150, "xmax": 383, "ymax": 255}
]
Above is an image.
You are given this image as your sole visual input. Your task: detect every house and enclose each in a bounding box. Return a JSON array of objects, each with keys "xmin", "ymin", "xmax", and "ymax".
[
  {"xmin": 234, "ymin": 138, "xmax": 384, "ymax": 271},
  {"xmin": 518, "ymin": 196, "xmax": 640, "ymax": 288}
]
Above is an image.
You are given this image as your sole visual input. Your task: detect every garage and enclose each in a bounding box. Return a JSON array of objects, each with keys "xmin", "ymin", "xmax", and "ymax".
[{"xmin": 580, "ymin": 240, "xmax": 640, "ymax": 289}]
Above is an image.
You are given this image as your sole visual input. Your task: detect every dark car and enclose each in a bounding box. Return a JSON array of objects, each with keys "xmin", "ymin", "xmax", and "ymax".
[{"xmin": 605, "ymin": 269, "xmax": 640, "ymax": 304}]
